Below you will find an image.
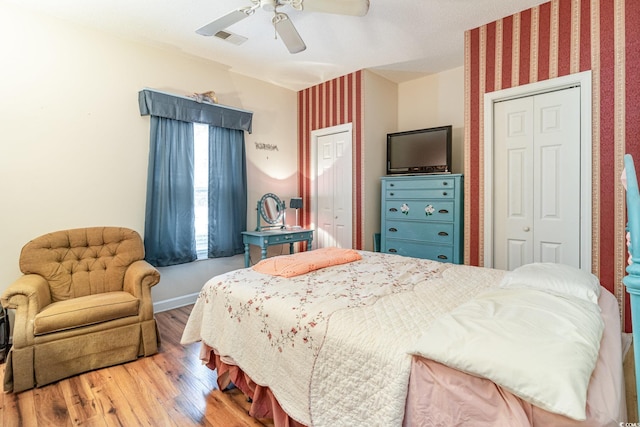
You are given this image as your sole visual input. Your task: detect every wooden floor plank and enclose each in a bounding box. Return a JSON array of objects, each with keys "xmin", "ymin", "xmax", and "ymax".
[
  {"xmin": 33, "ymin": 383, "xmax": 73, "ymax": 426},
  {"xmin": 59, "ymin": 374, "xmax": 100, "ymax": 425},
  {"xmin": 2, "ymin": 386, "xmax": 38, "ymax": 427},
  {"xmin": 0, "ymin": 304, "xmax": 272, "ymax": 426}
]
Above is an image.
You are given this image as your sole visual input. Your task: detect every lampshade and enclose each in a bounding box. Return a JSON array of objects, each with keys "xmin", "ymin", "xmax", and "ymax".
[{"xmin": 289, "ymin": 197, "xmax": 303, "ymax": 209}]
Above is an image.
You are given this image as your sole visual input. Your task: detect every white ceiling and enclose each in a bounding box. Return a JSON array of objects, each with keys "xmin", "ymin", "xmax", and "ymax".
[{"xmin": 6, "ymin": 0, "xmax": 549, "ymax": 91}]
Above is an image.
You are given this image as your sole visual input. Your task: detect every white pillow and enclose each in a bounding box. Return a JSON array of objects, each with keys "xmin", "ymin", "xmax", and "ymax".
[{"xmin": 499, "ymin": 262, "xmax": 601, "ymax": 304}]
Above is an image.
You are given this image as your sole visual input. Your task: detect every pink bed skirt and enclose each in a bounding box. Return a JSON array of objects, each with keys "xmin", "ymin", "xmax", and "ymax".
[
  {"xmin": 204, "ymin": 348, "xmax": 306, "ymax": 427},
  {"xmin": 202, "ymin": 347, "xmax": 623, "ymax": 427}
]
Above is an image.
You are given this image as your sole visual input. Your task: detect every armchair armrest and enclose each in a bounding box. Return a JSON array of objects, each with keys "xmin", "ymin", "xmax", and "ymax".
[
  {"xmin": 123, "ymin": 260, "xmax": 160, "ymax": 320},
  {"xmin": 1, "ymin": 274, "xmax": 51, "ymax": 347}
]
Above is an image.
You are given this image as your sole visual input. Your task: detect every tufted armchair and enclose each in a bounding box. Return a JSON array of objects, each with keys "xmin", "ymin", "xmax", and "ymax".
[{"xmin": 1, "ymin": 227, "xmax": 161, "ymax": 393}]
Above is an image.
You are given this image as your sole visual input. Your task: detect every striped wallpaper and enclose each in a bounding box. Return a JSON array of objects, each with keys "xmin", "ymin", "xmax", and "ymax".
[
  {"xmin": 465, "ymin": 0, "xmax": 640, "ymax": 330},
  {"xmin": 296, "ymin": 0, "xmax": 640, "ymax": 330},
  {"xmin": 297, "ymin": 71, "xmax": 365, "ymax": 249}
]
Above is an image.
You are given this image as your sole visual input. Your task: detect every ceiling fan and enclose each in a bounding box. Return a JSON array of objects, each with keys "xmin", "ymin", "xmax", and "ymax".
[{"xmin": 196, "ymin": 0, "xmax": 370, "ymax": 54}]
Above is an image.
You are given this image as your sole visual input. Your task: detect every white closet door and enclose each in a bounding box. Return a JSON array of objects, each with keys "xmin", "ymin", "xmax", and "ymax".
[
  {"xmin": 493, "ymin": 86, "xmax": 581, "ymax": 270},
  {"xmin": 316, "ymin": 130, "xmax": 352, "ymax": 249}
]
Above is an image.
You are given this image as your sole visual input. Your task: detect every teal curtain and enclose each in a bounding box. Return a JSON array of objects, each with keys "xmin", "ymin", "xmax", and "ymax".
[
  {"xmin": 144, "ymin": 117, "xmax": 197, "ymax": 266},
  {"xmin": 207, "ymin": 126, "xmax": 247, "ymax": 257}
]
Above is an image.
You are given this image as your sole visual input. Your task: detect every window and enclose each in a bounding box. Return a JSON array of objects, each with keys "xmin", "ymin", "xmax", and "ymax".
[
  {"xmin": 194, "ymin": 123, "xmax": 209, "ymax": 259},
  {"xmin": 140, "ymin": 89, "xmax": 251, "ymax": 267}
]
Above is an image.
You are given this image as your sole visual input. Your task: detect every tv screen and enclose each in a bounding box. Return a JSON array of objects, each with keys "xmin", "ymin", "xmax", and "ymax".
[{"xmin": 386, "ymin": 125, "xmax": 452, "ymax": 175}]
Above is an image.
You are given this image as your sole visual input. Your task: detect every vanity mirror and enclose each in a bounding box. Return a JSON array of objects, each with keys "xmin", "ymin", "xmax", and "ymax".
[{"xmin": 256, "ymin": 193, "xmax": 285, "ymax": 231}]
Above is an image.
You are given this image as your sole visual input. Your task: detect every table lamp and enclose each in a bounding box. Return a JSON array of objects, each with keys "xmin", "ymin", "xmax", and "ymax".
[{"xmin": 289, "ymin": 197, "xmax": 303, "ymax": 229}]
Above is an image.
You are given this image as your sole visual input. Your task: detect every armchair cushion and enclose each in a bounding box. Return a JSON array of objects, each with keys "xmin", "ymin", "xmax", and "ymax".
[{"xmin": 34, "ymin": 291, "xmax": 140, "ymax": 335}]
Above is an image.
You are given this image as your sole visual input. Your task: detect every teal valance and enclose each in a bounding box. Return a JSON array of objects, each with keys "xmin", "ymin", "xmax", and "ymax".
[{"xmin": 138, "ymin": 89, "xmax": 253, "ymax": 133}]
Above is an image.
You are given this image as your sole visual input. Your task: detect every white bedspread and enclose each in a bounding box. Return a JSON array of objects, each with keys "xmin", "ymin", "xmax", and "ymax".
[
  {"xmin": 181, "ymin": 252, "xmax": 504, "ymax": 426},
  {"xmin": 181, "ymin": 252, "xmax": 605, "ymax": 426}
]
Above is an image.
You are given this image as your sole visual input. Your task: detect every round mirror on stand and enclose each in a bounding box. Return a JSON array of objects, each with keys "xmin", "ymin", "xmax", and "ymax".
[{"xmin": 256, "ymin": 193, "xmax": 285, "ymax": 231}]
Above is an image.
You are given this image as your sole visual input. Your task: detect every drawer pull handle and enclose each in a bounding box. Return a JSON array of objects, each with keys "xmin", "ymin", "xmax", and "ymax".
[
  {"xmin": 442, "ymin": 192, "xmax": 448, "ymax": 196},
  {"xmin": 390, "ymin": 183, "xmax": 395, "ymax": 187},
  {"xmin": 389, "ymin": 248, "xmax": 398, "ymax": 253},
  {"xmin": 437, "ymin": 255, "xmax": 448, "ymax": 260},
  {"xmin": 443, "ymin": 182, "xmax": 449, "ymax": 186},
  {"xmin": 389, "ymin": 207, "xmax": 398, "ymax": 212},
  {"xmin": 390, "ymin": 192, "xmax": 395, "ymax": 196},
  {"xmin": 439, "ymin": 209, "xmax": 449, "ymax": 214},
  {"xmin": 438, "ymin": 231, "xmax": 449, "ymax": 236},
  {"xmin": 389, "ymin": 228, "xmax": 398, "ymax": 232}
]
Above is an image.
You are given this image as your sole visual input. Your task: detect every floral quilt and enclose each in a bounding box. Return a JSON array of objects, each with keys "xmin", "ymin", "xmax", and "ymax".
[{"xmin": 181, "ymin": 251, "xmax": 502, "ymax": 426}]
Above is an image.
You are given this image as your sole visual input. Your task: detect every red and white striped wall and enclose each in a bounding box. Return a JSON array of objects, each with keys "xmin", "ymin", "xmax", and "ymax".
[
  {"xmin": 465, "ymin": 0, "xmax": 640, "ymax": 331},
  {"xmin": 297, "ymin": 71, "xmax": 365, "ymax": 249}
]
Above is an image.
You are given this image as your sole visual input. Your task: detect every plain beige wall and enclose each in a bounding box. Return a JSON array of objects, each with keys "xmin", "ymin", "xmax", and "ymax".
[
  {"xmin": 0, "ymin": 3, "xmax": 298, "ymax": 308},
  {"xmin": 363, "ymin": 71, "xmax": 398, "ymax": 251},
  {"xmin": 397, "ymin": 66, "xmax": 465, "ymax": 174},
  {"xmin": 359, "ymin": 68, "xmax": 465, "ymax": 253}
]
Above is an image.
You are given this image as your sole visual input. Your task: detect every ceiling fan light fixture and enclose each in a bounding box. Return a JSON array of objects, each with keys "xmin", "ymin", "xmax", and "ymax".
[
  {"xmin": 272, "ymin": 13, "xmax": 306, "ymax": 54},
  {"xmin": 260, "ymin": 0, "xmax": 278, "ymax": 12}
]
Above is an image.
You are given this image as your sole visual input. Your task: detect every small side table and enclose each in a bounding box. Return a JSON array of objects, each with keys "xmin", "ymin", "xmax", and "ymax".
[{"xmin": 241, "ymin": 229, "xmax": 314, "ymax": 267}]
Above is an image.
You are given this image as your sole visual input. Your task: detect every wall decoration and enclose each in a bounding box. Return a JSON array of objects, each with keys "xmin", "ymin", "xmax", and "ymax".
[{"xmin": 255, "ymin": 142, "xmax": 279, "ymax": 151}]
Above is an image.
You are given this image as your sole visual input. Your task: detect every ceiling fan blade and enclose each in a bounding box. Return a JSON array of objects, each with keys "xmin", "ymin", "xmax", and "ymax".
[
  {"xmin": 272, "ymin": 13, "xmax": 306, "ymax": 54},
  {"xmin": 196, "ymin": 8, "xmax": 253, "ymax": 36},
  {"xmin": 299, "ymin": 0, "xmax": 369, "ymax": 16}
]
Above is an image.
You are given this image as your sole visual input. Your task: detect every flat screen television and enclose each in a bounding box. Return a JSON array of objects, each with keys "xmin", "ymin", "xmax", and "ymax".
[{"xmin": 386, "ymin": 125, "xmax": 452, "ymax": 175}]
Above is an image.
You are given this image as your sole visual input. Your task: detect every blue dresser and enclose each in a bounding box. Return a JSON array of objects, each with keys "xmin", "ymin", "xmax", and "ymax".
[{"xmin": 380, "ymin": 174, "xmax": 463, "ymax": 264}]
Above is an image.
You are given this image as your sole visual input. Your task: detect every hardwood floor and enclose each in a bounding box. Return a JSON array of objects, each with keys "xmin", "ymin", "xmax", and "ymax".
[{"xmin": 0, "ymin": 306, "xmax": 275, "ymax": 427}]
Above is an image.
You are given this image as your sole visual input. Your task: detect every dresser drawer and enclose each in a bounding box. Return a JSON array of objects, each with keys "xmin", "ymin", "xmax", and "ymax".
[
  {"xmin": 384, "ymin": 200, "xmax": 454, "ymax": 221},
  {"xmin": 383, "ymin": 239, "xmax": 454, "ymax": 262},
  {"xmin": 385, "ymin": 188, "xmax": 454, "ymax": 200},
  {"xmin": 262, "ymin": 231, "xmax": 313, "ymax": 245},
  {"xmin": 384, "ymin": 178, "xmax": 455, "ymax": 190},
  {"xmin": 384, "ymin": 220, "xmax": 454, "ymax": 244}
]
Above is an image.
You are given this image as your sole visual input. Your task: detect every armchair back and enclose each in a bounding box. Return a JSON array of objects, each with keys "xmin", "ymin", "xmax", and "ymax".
[{"xmin": 19, "ymin": 227, "xmax": 145, "ymax": 302}]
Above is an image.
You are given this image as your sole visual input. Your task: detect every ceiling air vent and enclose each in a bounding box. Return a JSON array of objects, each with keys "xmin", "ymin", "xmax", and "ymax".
[{"xmin": 214, "ymin": 30, "xmax": 247, "ymax": 46}]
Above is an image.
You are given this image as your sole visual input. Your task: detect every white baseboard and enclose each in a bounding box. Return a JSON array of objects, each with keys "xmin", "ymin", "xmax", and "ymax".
[{"xmin": 153, "ymin": 293, "xmax": 199, "ymax": 313}]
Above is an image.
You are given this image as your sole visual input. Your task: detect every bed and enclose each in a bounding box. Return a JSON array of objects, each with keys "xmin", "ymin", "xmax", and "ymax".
[
  {"xmin": 623, "ymin": 153, "xmax": 640, "ymax": 420},
  {"xmin": 181, "ymin": 242, "xmax": 629, "ymax": 426}
]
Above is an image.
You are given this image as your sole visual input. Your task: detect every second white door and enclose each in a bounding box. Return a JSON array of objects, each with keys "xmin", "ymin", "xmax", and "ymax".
[
  {"xmin": 493, "ymin": 86, "xmax": 581, "ymax": 270},
  {"xmin": 315, "ymin": 128, "xmax": 353, "ymax": 249}
]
